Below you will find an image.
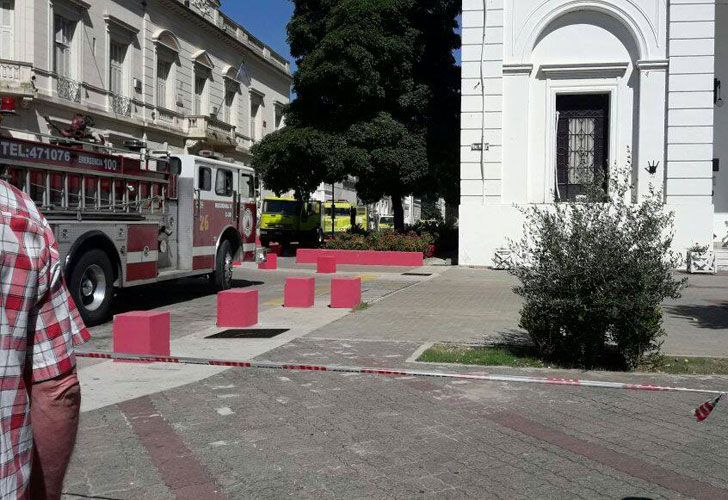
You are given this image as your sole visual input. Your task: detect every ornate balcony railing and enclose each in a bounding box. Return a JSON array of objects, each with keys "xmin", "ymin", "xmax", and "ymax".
[
  {"xmin": 0, "ymin": 59, "xmax": 34, "ymax": 95},
  {"xmin": 57, "ymin": 76, "xmax": 81, "ymax": 103},
  {"xmin": 186, "ymin": 115, "xmax": 236, "ymax": 148},
  {"xmin": 111, "ymin": 93, "xmax": 132, "ymax": 117}
]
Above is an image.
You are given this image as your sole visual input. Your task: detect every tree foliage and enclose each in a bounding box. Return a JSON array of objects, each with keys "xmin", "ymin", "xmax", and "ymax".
[
  {"xmin": 250, "ymin": 127, "xmax": 345, "ymax": 200},
  {"xmin": 252, "ymin": 0, "xmax": 460, "ymax": 231},
  {"xmin": 509, "ymin": 164, "xmax": 685, "ymax": 369}
]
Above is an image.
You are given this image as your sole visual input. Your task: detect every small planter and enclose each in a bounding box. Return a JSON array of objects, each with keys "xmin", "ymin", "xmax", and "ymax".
[
  {"xmin": 425, "ymin": 244, "xmax": 436, "ymax": 258},
  {"xmin": 687, "ymin": 250, "xmax": 716, "ymax": 274},
  {"xmin": 493, "ymin": 248, "xmax": 534, "ymax": 270},
  {"xmin": 492, "ymin": 248, "xmax": 517, "ymax": 270}
]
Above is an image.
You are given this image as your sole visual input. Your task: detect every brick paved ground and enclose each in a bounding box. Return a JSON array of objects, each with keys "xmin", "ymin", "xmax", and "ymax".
[
  {"xmin": 311, "ymin": 267, "xmax": 728, "ymax": 357},
  {"xmin": 663, "ymin": 272, "xmax": 728, "ymax": 357},
  {"xmin": 65, "ymin": 359, "xmax": 728, "ymax": 499},
  {"xmin": 311, "ymin": 267, "xmax": 523, "ymax": 344},
  {"xmin": 63, "ymin": 262, "xmax": 728, "ymax": 498}
]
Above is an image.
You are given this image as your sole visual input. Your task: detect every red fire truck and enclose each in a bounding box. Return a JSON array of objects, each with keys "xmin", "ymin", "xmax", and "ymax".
[{"xmin": 0, "ymin": 133, "xmax": 260, "ymax": 325}]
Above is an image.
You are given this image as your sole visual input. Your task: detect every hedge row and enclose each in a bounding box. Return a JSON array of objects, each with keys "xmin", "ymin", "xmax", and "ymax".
[{"xmin": 324, "ymin": 230, "xmax": 434, "ymax": 253}]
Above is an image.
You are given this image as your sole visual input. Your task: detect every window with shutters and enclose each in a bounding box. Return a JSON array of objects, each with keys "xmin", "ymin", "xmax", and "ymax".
[
  {"xmin": 274, "ymin": 105, "xmax": 284, "ymax": 130},
  {"xmin": 0, "ymin": 0, "xmax": 13, "ymax": 60},
  {"xmin": 223, "ymin": 88, "xmax": 236, "ymax": 124},
  {"xmin": 54, "ymin": 15, "xmax": 76, "ymax": 78},
  {"xmin": 109, "ymin": 41, "xmax": 127, "ymax": 95},
  {"xmin": 156, "ymin": 60, "xmax": 171, "ymax": 108},
  {"xmin": 194, "ymin": 74, "xmax": 207, "ymax": 115},
  {"xmin": 250, "ymin": 96, "xmax": 263, "ymax": 141}
]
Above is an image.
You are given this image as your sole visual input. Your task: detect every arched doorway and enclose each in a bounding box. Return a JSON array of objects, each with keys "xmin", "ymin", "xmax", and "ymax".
[{"xmin": 528, "ymin": 10, "xmax": 642, "ymax": 202}]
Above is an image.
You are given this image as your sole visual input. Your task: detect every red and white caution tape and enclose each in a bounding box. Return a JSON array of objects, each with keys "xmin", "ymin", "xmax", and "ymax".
[{"xmin": 77, "ymin": 351, "xmax": 726, "ymax": 397}]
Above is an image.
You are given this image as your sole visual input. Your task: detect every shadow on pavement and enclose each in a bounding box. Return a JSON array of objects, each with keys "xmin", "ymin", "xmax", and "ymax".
[
  {"xmin": 665, "ymin": 303, "xmax": 728, "ymax": 330},
  {"xmin": 109, "ymin": 278, "xmax": 264, "ymax": 316}
]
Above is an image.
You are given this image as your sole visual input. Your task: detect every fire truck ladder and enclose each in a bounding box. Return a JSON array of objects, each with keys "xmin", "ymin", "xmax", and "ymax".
[{"xmin": 0, "ymin": 126, "xmax": 170, "ymax": 219}]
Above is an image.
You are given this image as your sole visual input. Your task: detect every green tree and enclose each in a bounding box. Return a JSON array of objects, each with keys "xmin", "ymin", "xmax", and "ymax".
[
  {"xmin": 252, "ymin": 0, "xmax": 460, "ymax": 231},
  {"xmin": 251, "ymin": 127, "xmax": 346, "ymax": 201}
]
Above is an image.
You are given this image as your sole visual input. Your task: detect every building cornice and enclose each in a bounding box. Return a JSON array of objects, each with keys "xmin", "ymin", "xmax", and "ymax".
[
  {"xmin": 636, "ymin": 60, "xmax": 669, "ymax": 71},
  {"xmin": 104, "ymin": 15, "xmax": 140, "ymax": 35},
  {"xmin": 538, "ymin": 62, "xmax": 629, "ymax": 79},
  {"xmin": 503, "ymin": 63, "xmax": 533, "ymax": 76},
  {"xmin": 153, "ymin": 0, "xmax": 293, "ymax": 81}
]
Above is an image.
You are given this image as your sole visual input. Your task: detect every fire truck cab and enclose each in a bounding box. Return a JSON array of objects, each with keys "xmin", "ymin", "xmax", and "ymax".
[{"xmin": 0, "ymin": 134, "xmax": 259, "ymax": 325}]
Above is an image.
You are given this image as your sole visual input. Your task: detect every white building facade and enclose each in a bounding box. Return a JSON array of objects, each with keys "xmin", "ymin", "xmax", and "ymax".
[
  {"xmin": 0, "ymin": 0, "xmax": 291, "ymax": 164},
  {"xmin": 459, "ymin": 0, "xmax": 725, "ymax": 266}
]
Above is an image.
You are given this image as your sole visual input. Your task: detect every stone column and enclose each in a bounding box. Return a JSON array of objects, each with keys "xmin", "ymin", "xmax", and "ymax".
[
  {"xmin": 501, "ymin": 64, "xmax": 532, "ymax": 203},
  {"xmin": 636, "ymin": 60, "xmax": 669, "ymax": 198}
]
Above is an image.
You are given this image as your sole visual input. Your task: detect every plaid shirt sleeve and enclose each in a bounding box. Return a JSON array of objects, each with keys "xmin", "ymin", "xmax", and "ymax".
[{"xmin": 27, "ymin": 202, "xmax": 91, "ymax": 383}]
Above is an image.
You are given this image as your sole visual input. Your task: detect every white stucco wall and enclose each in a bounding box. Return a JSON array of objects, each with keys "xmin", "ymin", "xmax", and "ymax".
[
  {"xmin": 460, "ymin": 0, "xmax": 717, "ymax": 267},
  {"xmin": 713, "ymin": 2, "xmax": 728, "ymax": 239}
]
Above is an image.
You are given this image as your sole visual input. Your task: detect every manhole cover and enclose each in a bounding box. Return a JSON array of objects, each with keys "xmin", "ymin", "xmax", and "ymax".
[
  {"xmin": 206, "ymin": 329, "xmax": 289, "ymax": 339},
  {"xmin": 402, "ymin": 272, "xmax": 432, "ymax": 277}
]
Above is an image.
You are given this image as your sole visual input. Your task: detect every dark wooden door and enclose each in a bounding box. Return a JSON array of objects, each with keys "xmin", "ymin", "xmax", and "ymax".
[{"xmin": 555, "ymin": 94, "xmax": 610, "ymax": 202}]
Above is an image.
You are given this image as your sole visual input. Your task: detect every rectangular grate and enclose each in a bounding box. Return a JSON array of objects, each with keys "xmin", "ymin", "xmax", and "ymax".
[
  {"xmin": 206, "ymin": 329, "xmax": 289, "ymax": 339},
  {"xmin": 402, "ymin": 272, "xmax": 432, "ymax": 277}
]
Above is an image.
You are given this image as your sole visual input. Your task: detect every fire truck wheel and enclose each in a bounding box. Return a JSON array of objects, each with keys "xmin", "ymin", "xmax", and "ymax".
[
  {"xmin": 69, "ymin": 249, "xmax": 114, "ymax": 326},
  {"xmin": 211, "ymin": 239, "xmax": 234, "ymax": 291}
]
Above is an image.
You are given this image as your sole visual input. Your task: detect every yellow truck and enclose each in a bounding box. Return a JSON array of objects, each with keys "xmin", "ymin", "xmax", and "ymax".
[
  {"xmin": 322, "ymin": 200, "xmax": 356, "ymax": 234},
  {"xmin": 260, "ymin": 197, "xmax": 368, "ymax": 247},
  {"xmin": 378, "ymin": 215, "xmax": 394, "ymax": 230},
  {"xmin": 259, "ymin": 197, "xmax": 324, "ymax": 247}
]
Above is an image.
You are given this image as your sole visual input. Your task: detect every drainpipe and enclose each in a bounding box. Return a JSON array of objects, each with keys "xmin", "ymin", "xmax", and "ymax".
[{"xmin": 480, "ymin": 0, "xmax": 488, "ymax": 205}]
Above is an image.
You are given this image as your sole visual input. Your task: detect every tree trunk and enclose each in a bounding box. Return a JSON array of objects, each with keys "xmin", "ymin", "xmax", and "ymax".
[
  {"xmin": 330, "ymin": 184, "xmax": 336, "ymax": 238},
  {"xmin": 392, "ymin": 195, "xmax": 405, "ymax": 232}
]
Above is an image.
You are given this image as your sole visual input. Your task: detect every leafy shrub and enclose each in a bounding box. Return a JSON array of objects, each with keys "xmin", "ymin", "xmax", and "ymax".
[
  {"xmin": 509, "ymin": 162, "xmax": 685, "ymax": 369},
  {"xmin": 687, "ymin": 243, "xmax": 709, "ymax": 253},
  {"xmin": 324, "ymin": 230, "xmax": 433, "ymax": 253}
]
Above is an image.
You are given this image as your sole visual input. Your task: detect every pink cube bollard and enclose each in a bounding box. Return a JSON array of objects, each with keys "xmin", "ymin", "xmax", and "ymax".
[
  {"xmin": 330, "ymin": 277, "xmax": 362, "ymax": 309},
  {"xmin": 113, "ymin": 311, "xmax": 170, "ymax": 361},
  {"xmin": 258, "ymin": 252, "xmax": 278, "ymax": 270},
  {"xmin": 317, "ymin": 256, "xmax": 337, "ymax": 274},
  {"xmin": 269, "ymin": 242, "xmax": 282, "ymax": 256},
  {"xmin": 284, "ymin": 277, "xmax": 315, "ymax": 308},
  {"xmin": 217, "ymin": 289, "xmax": 258, "ymax": 328}
]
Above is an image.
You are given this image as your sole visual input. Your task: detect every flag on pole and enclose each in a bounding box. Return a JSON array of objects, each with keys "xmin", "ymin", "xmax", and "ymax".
[
  {"xmin": 694, "ymin": 394, "xmax": 724, "ymax": 422},
  {"xmin": 235, "ymin": 60, "xmax": 251, "ymax": 84}
]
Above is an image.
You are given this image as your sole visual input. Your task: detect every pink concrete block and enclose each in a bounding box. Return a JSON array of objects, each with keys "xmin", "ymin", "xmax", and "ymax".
[
  {"xmin": 269, "ymin": 242, "xmax": 282, "ymax": 256},
  {"xmin": 113, "ymin": 311, "xmax": 170, "ymax": 359},
  {"xmin": 317, "ymin": 256, "xmax": 337, "ymax": 274},
  {"xmin": 296, "ymin": 248, "xmax": 424, "ymax": 267},
  {"xmin": 284, "ymin": 277, "xmax": 315, "ymax": 308},
  {"xmin": 330, "ymin": 277, "xmax": 362, "ymax": 309},
  {"xmin": 258, "ymin": 252, "xmax": 278, "ymax": 270},
  {"xmin": 217, "ymin": 289, "xmax": 258, "ymax": 327}
]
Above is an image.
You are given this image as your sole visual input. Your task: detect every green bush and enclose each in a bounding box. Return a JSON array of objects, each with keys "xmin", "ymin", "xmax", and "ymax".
[
  {"xmin": 509, "ymin": 162, "xmax": 685, "ymax": 369},
  {"xmin": 324, "ymin": 230, "xmax": 433, "ymax": 253}
]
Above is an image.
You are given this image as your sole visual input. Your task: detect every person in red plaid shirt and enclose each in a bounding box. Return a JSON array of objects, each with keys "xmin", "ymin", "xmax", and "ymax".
[{"xmin": 0, "ymin": 179, "xmax": 90, "ymax": 499}]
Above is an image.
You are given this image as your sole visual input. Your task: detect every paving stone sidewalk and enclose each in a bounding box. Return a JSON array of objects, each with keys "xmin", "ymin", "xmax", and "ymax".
[
  {"xmin": 64, "ymin": 359, "xmax": 728, "ymax": 499},
  {"xmin": 62, "ymin": 264, "xmax": 728, "ymax": 499},
  {"xmin": 311, "ymin": 267, "xmax": 728, "ymax": 357}
]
